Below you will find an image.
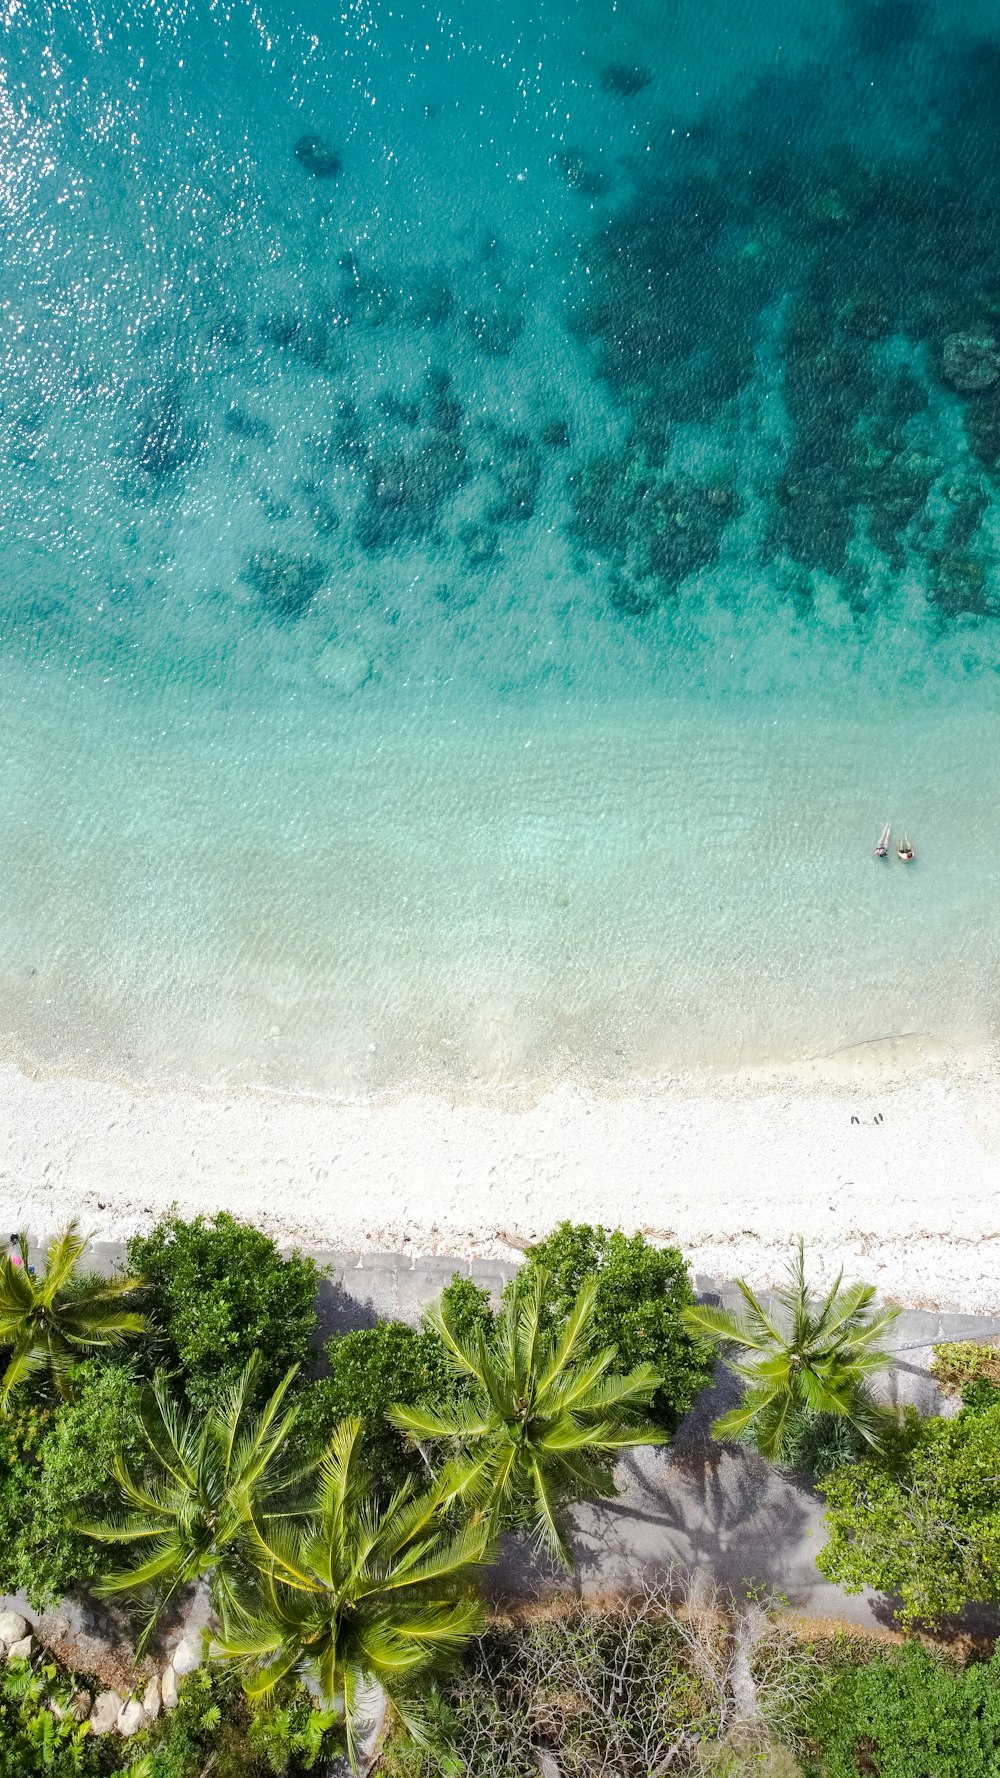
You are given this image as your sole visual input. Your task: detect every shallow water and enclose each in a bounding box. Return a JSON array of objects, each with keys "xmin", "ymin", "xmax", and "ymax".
[{"xmin": 1, "ymin": 0, "xmax": 999, "ymax": 1090}]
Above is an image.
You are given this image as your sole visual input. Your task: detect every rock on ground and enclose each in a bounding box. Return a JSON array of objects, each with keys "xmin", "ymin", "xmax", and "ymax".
[
  {"xmin": 117, "ymin": 1697, "xmax": 145, "ymax": 1737},
  {"xmin": 171, "ymin": 1633, "xmax": 204, "ymax": 1676},
  {"xmin": 90, "ymin": 1692, "xmax": 123, "ymax": 1737},
  {"xmin": 0, "ymin": 1611, "xmax": 27, "ymax": 1648},
  {"xmin": 142, "ymin": 1674, "xmax": 161, "ymax": 1721},
  {"xmin": 6, "ymin": 1635, "xmax": 32, "ymax": 1662},
  {"xmin": 161, "ymin": 1664, "xmax": 179, "ymax": 1711}
]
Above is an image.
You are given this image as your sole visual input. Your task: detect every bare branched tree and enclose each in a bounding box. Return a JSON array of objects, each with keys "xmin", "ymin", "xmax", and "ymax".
[{"xmin": 381, "ymin": 1575, "xmax": 820, "ymax": 1778}]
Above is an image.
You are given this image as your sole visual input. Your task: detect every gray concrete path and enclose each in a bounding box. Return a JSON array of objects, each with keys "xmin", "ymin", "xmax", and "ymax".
[{"xmin": 84, "ymin": 1242, "xmax": 1000, "ymax": 1630}]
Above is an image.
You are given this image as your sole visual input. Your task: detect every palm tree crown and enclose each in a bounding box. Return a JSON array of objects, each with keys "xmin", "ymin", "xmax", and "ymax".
[
  {"xmin": 682, "ymin": 1237, "xmax": 900, "ymax": 1461},
  {"xmin": 0, "ymin": 1222, "xmax": 145, "ymax": 1404},
  {"xmin": 389, "ymin": 1269, "xmax": 664, "ymax": 1564},
  {"xmin": 84, "ymin": 1353, "xmax": 303, "ymax": 1651},
  {"xmin": 216, "ymin": 1417, "xmax": 490, "ymax": 1766}
]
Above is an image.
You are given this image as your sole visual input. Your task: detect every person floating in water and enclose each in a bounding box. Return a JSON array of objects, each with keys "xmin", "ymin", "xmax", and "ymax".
[
  {"xmin": 875, "ymin": 821, "xmax": 891, "ymax": 858},
  {"xmin": 897, "ymin": 834, "xmax": 915, "ymax": 862}
]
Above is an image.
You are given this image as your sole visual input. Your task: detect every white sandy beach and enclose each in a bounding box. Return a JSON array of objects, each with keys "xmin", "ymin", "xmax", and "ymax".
[{"xmin": 1, "ymin": 1040, "xmax": 998, "ymax": 1313}]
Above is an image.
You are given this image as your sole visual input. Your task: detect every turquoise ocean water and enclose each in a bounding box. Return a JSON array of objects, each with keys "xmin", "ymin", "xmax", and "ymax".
[{"xmin": 2, "ymin": 0, "xmax": 1000, "ymax": 1091}]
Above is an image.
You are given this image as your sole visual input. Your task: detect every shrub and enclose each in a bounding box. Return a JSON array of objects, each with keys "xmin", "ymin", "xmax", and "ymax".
[
  {"xmin": 806, "ymin": 1639, "xmax": 1000, "ymax": 1778},
  {"xmin": 0, "ymin": 1361, "xmax": 143, "ymax": 1606},
  {"xmin": 931, "ymin": 1338, "xmax": 1000, "ymax": 1405},
  {"xmin": 0, "ymin": 1655, "xmax": 100, "ymax": 1777},
  {"xmin": 779, "ymin": 1410, "xmax": 869, "ymax": 1480},
  {"xmin": 818, "ymin": 1399, "xmax": 1000, "ymax": 1624},
  {"xmin": 514, "ymin": 1223, "xmax": 715, "ymax": 1431},
  {"xmin": 297, "ymin": 1320, "xmax": 452, "ymax": 1492},
  {"xmin": 126, "ymin": 1214, "xmax": 319, "ymax": 1407}
]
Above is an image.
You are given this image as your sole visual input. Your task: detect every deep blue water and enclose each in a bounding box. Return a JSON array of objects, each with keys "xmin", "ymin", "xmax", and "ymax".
[{"xmin": 1, "ymin": 0, "xmax": 999, "ymax": 1089}]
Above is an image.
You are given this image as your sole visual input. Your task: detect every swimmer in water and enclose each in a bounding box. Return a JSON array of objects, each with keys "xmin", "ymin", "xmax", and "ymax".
[
  {"xmin": 875, "ymin": 821, "xmax": 891, "ymax": 858},
  {"xmin": 897, "ymin": 834, "xmax": 914, "ymax": 862}
]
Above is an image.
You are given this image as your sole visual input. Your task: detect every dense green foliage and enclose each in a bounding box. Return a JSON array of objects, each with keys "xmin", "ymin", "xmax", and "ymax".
[
  {"xmin": 818, "ymin": 1398, "xmax": 1000, "ymax": 1625},
  {"xmin": 298, "ymin": 1320, "xmax": 450, "ymax": 1493},
  {"xmin": 805, "ymin": 1639, "xmax": 1000, "ymax": 1778},
  {"xmin": 85, "ymin": 1356, "xmax": 305, "ymax": 1650},
  {"xmin": 217, "ymin": 1417, "xmax": 490, "ymax": 1763},
  {"xmin": 0, "ymin": 1363, "xmax": 143, "ymax": 1605},
  {"xmin": 0, "ymin": 1224, "xmax": 144, "ymax": 1403},
  {"xmin": 125, "ymin": 1215, "xmax": 319, "ymax": 1407},
  {"xmin": 683, "ymin": 1239, "xmax": 899, "ymax": 1462},
  {"xmin": 516, "ymin": 1223, "xmax": 715, "ymax": 1432},
  {"xmin": 0, "ymin": 1656, "xmax": 338, "ymax": 1778},
  {"xmin": 299, "ymin": 1279, "xmax": 496, "ymax": 1495},
  {"xmin": 391, "ymin": 1269, "xmax": 664, "ymax": 1562}
]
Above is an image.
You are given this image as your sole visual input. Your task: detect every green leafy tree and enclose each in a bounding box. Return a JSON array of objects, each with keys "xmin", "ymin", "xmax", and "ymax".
[
  {"xmin": 298, "ymin": 1321, "xmax": 453, "ymax": 1495},
  {"xmin": 215, "ymin": 1417, "xmax": 490, "ymax": 1767},
  {"xmin": 83, "ymin": 1353, "xmax": 304, "ymax": 1651},
  {"xmin": 808, "ymin": 1638, "xmax": 1000, "ymax": 1778},
  {"xmin": 126, "ymin": 1213, "xmax": 318, "ymax": 1408},
  {"xmin": 0, "ymin": 1361, "xmax": 144, "ymax": 1606},
  {"xmin": 682, "ymin": 1239, "xmax": 899, "ymax": 1461},
  {"xmin": 517, "ymin": 1223, "xmax": 715, "ymax": 1432},
  {"xmin": 390, "ymin": 1269, "xmax": 664, "ymax": 1564},
  {"xmin": 0, "ymin": 1222, "xmax": 144, "ymax": 1403},
  {"xmin": 818, "ymin": 1398, "xmax": 1000, "ymax": 1626}
]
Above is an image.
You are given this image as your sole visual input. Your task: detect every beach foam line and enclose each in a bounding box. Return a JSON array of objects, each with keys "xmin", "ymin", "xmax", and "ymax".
[{"xmin": 1, "ymin": 1051, "xmax": 998, "ymax": 1314}]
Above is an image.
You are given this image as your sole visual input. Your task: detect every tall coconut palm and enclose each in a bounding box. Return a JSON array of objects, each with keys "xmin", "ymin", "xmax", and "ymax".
[
  {"xmin": 682, "ymin": 1237, "xmax": 900, "ymax": 1461},
  {"xmin": 215, "ymin": 1417, "xmax": 490, "ymax": 1767},
  {"xmin": 83, "ymin": 1353, "xmax": 304, "ymax": 1652},
  {"xmin": 0, "ymin": 1222, "xmax": 145, "ymax": 1404},
  {"xmin": 389, "ymin": 1269, "xmax": 665, "ymax": 1565}
]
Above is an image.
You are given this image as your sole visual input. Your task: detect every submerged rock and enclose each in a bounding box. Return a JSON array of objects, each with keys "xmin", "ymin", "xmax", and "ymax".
[
  {"xmin": 258, "ymin": 310, "xmax": 341, "ymax": 373},
  {"xmin": 941, "ymin": 331, "xmax": 1000, "ymax": 393},
  {"xmin": 600, "ymin": 61, "xmax": 652, "ymax": 97},
  {"xmin": 556, "ymin": 150, "xmax": 609, "ymax": 198},
  {"xmin": 458, "ymin": 520, "xmax": 501, "ymax": 568},
  {"xmin": 241, "ymin": 550, "xmax": 327, "ymax": 617},
  {"xmin": 224, "ymin": 406, "xmax": 270, "ymax": 440},
  {"xmin": 137, "ymin": 391, "xmax": 199, "ymax": 477},
  {"xmin": 356, "ymin": 439, "xmax": 468, "ymax": 551},
  {"xmin": 463, "ymin": 303, "xmax": 524, "ymax": 357},
  {"xmin": 293, "ymin": 134, "xmax": 342, "ymax": 179},
  {"xmin": 487, "ymin": 432, "xmax": 542, "ymax": 523},
  {"xmin": 316, "ymin": 641, "xmax": 372, "ymax": 693}
]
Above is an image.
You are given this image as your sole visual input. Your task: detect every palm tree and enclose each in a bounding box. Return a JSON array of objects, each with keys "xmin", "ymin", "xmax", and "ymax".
[
  {"xmin": 83, "ymin": 1353, "xmax": 303, "ymax": 1652},
  {"xmin": 682, "ymin": 1238, "xmax": 900, "ymax": 1461},
  {"xmin": 0, "ymin": 1222, "xmax": 145, "ymax": 1403},
  {"xmin": 388, "ymin": 1269, "xmax": 665, "ymax": 1564},
  {"xmin": 215, "ymin": 1417, "xmax": 490, "ymax": 1766}
]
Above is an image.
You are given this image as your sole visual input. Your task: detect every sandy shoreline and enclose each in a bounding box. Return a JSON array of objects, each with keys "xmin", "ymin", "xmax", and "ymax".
[{"xmin": 1, "ymin": 1045, "xmax": 998, "ymax": 1314}]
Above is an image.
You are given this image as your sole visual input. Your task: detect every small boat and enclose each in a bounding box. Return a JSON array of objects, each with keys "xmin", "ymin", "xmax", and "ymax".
[
  {"xmin": 874, "ymin": 821, "xmax": 891, "ymax": 858},
  {"xmin": 897, "ymin": 833, "xmax": 915, "ymax": 862}
]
